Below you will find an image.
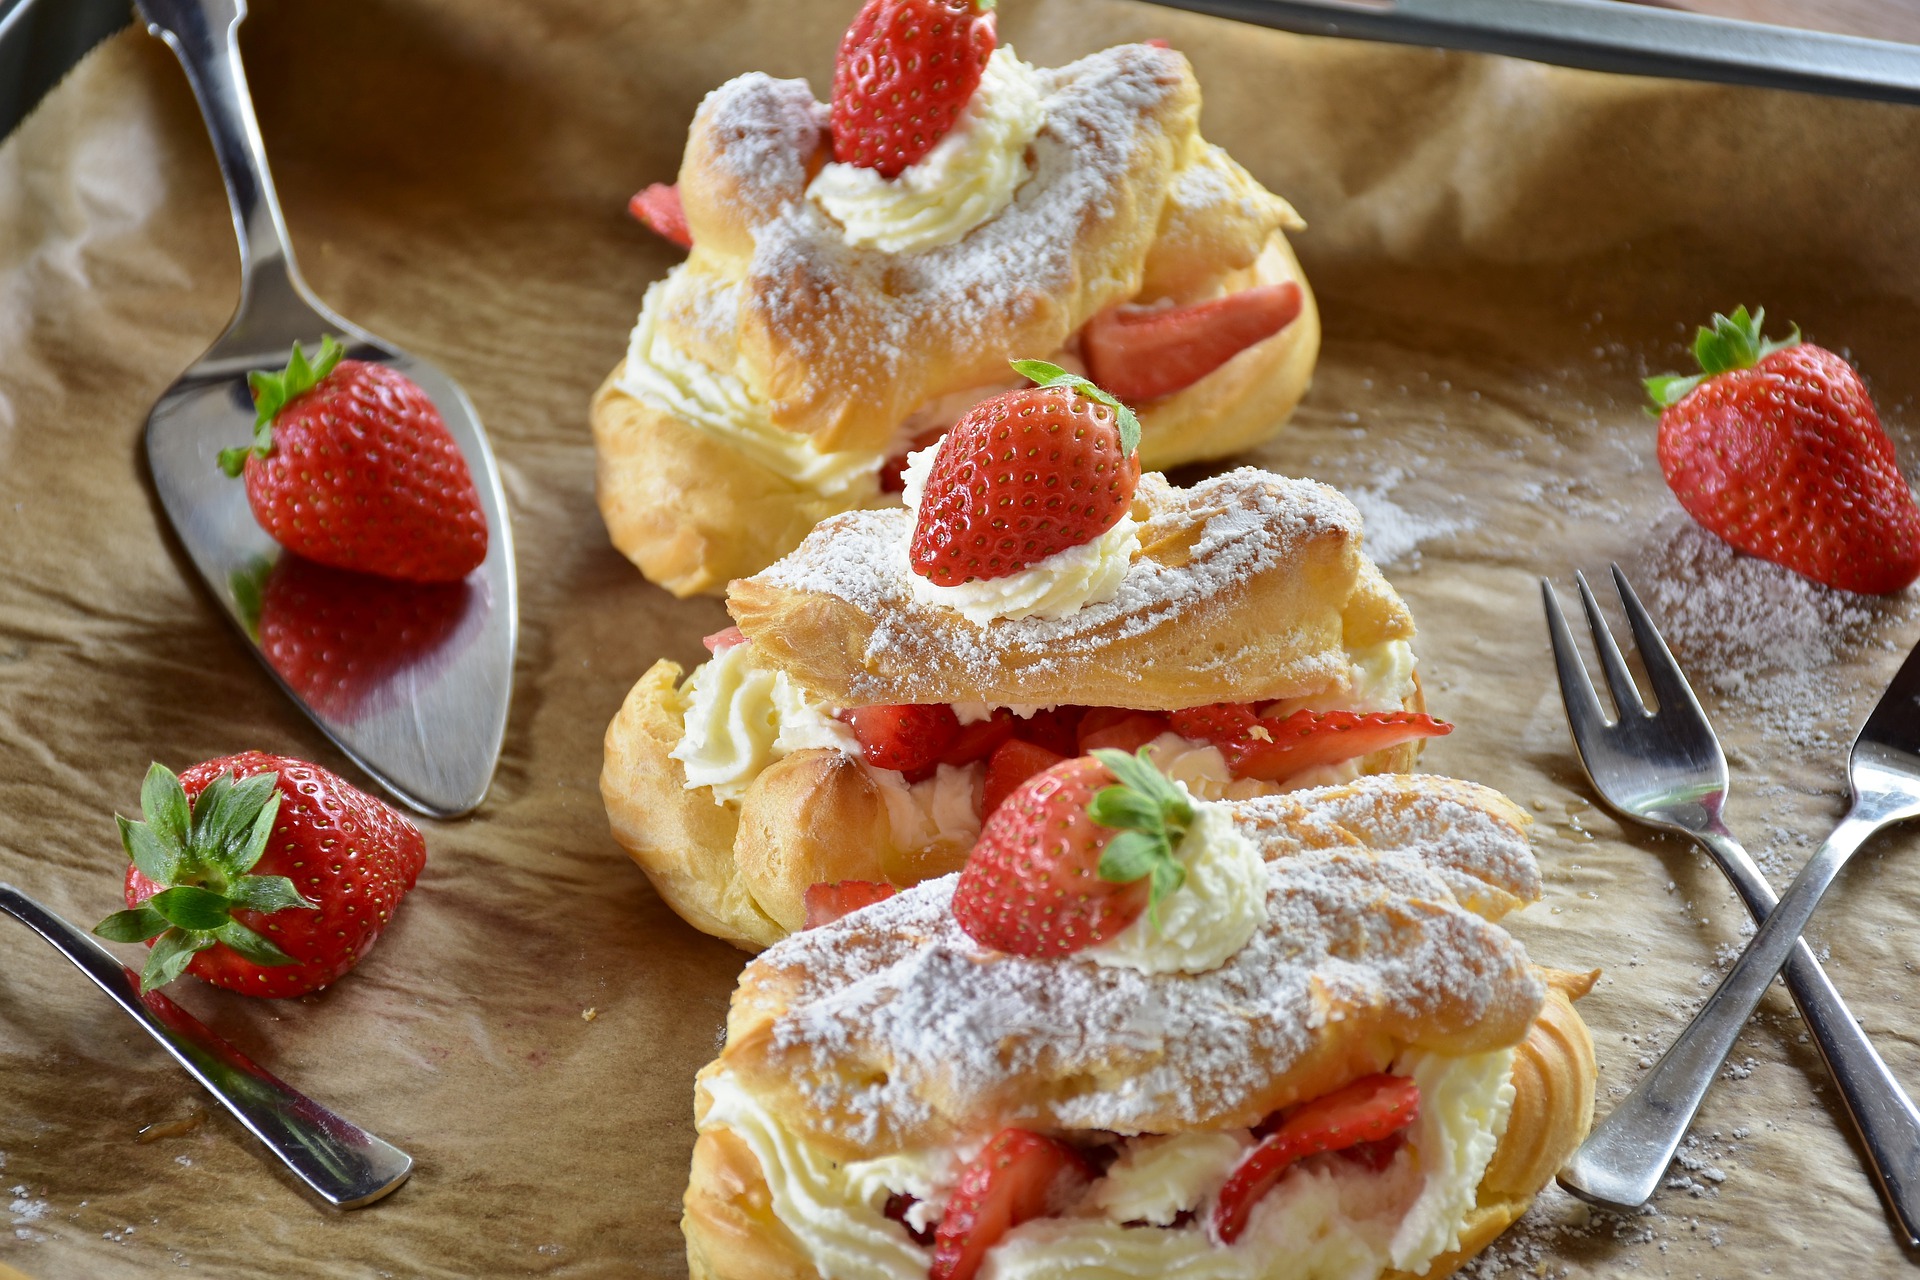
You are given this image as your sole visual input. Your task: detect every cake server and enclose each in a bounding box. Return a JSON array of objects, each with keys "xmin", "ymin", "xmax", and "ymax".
[
  {"xmin": 1560, "ymin": 624, "xmax": 1920, "ymax": 1215},
  {"xmin": 0, "ymin": 883, "xmax": 412, "ymax": 1209},
  {"xmin": 1142, "ymin": 0, "xmax": 1920, "ymax": 106},
  {"xmin": 132, "ymin": 0, "xmax": 515, "ymax": 819}
]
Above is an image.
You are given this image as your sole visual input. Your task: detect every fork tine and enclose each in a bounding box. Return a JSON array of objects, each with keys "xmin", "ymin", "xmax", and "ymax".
[
  {"xmin": 1574, "ymin": 569, "xmax": 1649, "ymax": 719},
  {"xmin": 1541, "ymin": 578, "xmax": 1613, "ymax": 739},
  {"xmin": 1609, "ymin": 563, "xmax": 1710, "ymax": 721}
]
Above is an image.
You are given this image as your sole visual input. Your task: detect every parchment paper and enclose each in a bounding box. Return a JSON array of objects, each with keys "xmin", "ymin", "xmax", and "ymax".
[{"xmin": 5, "ymin": 1, "xmax": 1920, "ymax": 1275}]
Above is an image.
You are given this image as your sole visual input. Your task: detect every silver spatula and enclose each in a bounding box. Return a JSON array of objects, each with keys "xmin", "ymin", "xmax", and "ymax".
[{"xmin": 133, "ymin": 0, "xmax": 515, "ymax": 819}]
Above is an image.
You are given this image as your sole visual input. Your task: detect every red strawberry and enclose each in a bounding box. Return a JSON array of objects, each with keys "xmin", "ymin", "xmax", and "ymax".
[
  {"xmin": 94, "ymin": 752, "xmax": 425, "ymax": 997},
  {"xmin": 803, "ymin": 880, "xmax": 897, "ymax": 929},
  {"xmin": 1083, "ymin": 283, "xmax": 1303, "ymax": 403},
  {"xmin": 910, "ymin": 361, "xmax": 1142, "ymax": 587},
  {"xmin": 981, "ymin": 738, "xmax": 1064, "ymax": 818},
  {"xmin": 219, "ymin": 336, "xmax": 489, "ymax": 583},
  {"xmin": 1650, "ymin": 306, "xmax": 1920, "ymax": 594},
  {"xmin": 703, "ymin": 625, "xmax": 747, "ymax": 654},
  {"xmin": 941, "ymin": 708, "xmax": 1016, "ymax": 767},
  {"xmin": 234, "ymin": 555, "xmax": 470, "ymax": 722},
  {"xmin": 1076, "ymin": 709, "xmax": 1170, "ymax": 755},
  {"xmin": 1212, "ymin": 1074, "xmax": 1420, "ymax": 1244},
  {"xmin": 1168, "ymin": 705, "xmax": 1451, "ymax": 784},
  {"xmin": 629, "ymin": 182, "xmax": 692, "ymax": 249},
  {"xmin": 832, "ymin": 0, "xmax": 997, "ymax": 178},
  {"xmin": 1008, "ymin": 705, "xmax": 1085, "ymax": 757},
  {"xmin": 842, "ymin": 703, "xmax": 962, "ymax": 777},
  {"xmin": 953, "ymin": 749, "xmax": 1191, "ymax": 957},
  {"xmin": 930, "ymin": 1129, "xmax": 1094, "ymax": 1280}
]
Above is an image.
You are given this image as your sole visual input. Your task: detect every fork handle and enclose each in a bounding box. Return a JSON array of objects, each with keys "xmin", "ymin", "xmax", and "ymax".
[
  {"xmin": 1560, "ymin": 801, "xmax": 1898, "ymax": 1215},
  {"xmin": 1691, "ymin": 829, "xmax": 1920, "ymax": 1245}
]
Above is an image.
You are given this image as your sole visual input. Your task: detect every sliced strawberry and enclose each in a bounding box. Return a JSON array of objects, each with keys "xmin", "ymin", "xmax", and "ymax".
[
  {"xmin": 842, "ymin": 704, "xmax": 962, "ymax": 777},
  {"xmin": 930, "ymin": 1130, "xmax": 1094, "ymax": 1280},
  {"xmin": 1169, "ymin": 705, "xmax": 1450, "ymax": 784},
  {"xmin": 981, "ymin": 739, "xmax": 1065, "ymax": 818},
  {"xmin": 1083, "ymin": 283, "xmax": 1303, "ymax": 404},
  {"xmin": 956, "ymin": 750, "xmax": 1192, "ymax": 956},
  {"xmin": 628, "ymin": 182, "xmax": 692, "ymax": 249},
  {"xmin": 1077, "ymin": 711, "xmax": 1171, "ymax": 755},
  {"xmin": 803, "ymin": 880, "xmax": 897, "ymax": 929},
  {"xmin": 1009, "ymin": 706, "xmax": 1085, "ymax": 757},
  {"xmin": 1212, "ymin": 1074, "xmax": 1421, "ymax": 1244},
  {"xmin": 832, "ymin": 0, "xmax": 997, "ymax": 178},
  {"xmin": 702, "ymin": 625, "xmax": 746, "ymax": 654},
  {"xmin": 941, "ymin": 709, "xmax": 1016, "ymax": 767},
  {"xmin": 910, "ymin": 363, "xmax": 1141, "ymax": 586},
  {"xmin": 1339, "ymin": 1130, "xmax": 1408, "ymax": 1174}
]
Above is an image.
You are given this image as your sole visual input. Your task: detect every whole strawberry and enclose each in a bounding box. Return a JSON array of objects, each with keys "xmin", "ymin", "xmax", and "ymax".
[
  {"xmin": 910, "ymin": 360, "xmax": 1141, "ymax": 587},
  {"xmin": 219, "ymin": 335, "xmax": 489, "ymax": 584},
  {"xmin": 1649, "ymin": 307, "xmax": 1920, "ymax": 594},
  {"xmin": 951, "ymin": 748, "xmax": 1189, "ymax": 957},
  {"xmin": 93, "ymin": 752, "xmax": 427, "ymax": 996},
  {"xmin": 832, "ymin": 0, "xmax": 997, "ymax": 177}
]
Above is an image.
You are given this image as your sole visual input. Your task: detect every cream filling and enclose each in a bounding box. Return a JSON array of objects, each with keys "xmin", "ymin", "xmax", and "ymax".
[
  {"xmin": 618, "ymin": 275, "xmax": 885, "ymax": 495},
  {"xmin": 1085, "ymin": 795, "xmax": 1267, "ymax": 976},
  {"xmin": 809, "ymin": 47, "xmax": 1046, "ymax": 253},
  {"xmin": 700, "ymin": 1048, "xmax": 1516, "ymax": 1280},
  {"xmin": 870, "ymin": 761, "xmax": 986, "ymax": 854},
  {"xmin": 901, "ymin": 440, "xmax": 1140, "ymax": 625},
  {"xmin": 670, "ymin": 643, "xmax": 858, "ymax": 804}
]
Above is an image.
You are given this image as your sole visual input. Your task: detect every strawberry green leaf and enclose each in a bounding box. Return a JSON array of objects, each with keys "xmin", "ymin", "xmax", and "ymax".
[
  {"xmin": 118, "ymin": 812, "xmax": 184, "ymax": 886},
  {"xmin": 221, "ymin": 335, "xmax": 345, "ymax": 476},
  {"xmin": 1086, "ymin": 787, "xmax": 1163, "ymax": 832},
  {"xmin": 1010, "ymin": 358, "xmax": 1143, "ymax": 456},
  {"xmin": 1096, "ymin": 830, "xmax": 1164, "ymax": 884},
  {"xmin": 140, "ymin": 763, "xmax": 191, "ymax": 853},
  {"xmin": 1646, "ymin": 306, "xmax": 1801, "ymax": 413},
  {"xmin": 229, "ymin": 558, "xmax": 274, "ymax": 638},
  {"xmin": 93, "ymin": 905, "xmax": 172, "ymax": 944},
  {"xmin": 212, "ymin": 919, "xmax": 297, "ymax": 967},
  {"xmin": 141, "ymin": 928, "xmax": 214, "ymax": 993},
  {"xmin": 190, "ymin": 771, "xmax": 281, "ymax": 881},
  {"xmin": 147, "ymin": 885, "xmax": 234, "ymax": 932},
  {"xmin": 227, "ymin": 874, "xmax": 316, "ymax": 914},
  {"xmin": 1092, "ymin": 747, "xmax": 1192, "ymax": 822},
  {"xmin": 1086, "ymin": 748, "xmax": 1194, "ymax": 922}
]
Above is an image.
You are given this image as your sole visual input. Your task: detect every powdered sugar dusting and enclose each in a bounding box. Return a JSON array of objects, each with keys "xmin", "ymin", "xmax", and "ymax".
[
  {"xmin": 749, "ymin": 469, "xmax": 1361, "ymax": 701},
  {"xmin": 733, "ymin": 776, "xmax": 1544, "ymax": 1149},
  {"xmin": 1345, "ymin": 467, "xmax": 1468, "ymax": 567},
  {"xmin": 697, "ymin": 74, "xmax": 829, "ymax": 212}
]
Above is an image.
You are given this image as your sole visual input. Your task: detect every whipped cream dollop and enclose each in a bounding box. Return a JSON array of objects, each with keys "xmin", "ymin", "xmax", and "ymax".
[
  {"xmin": 619, "ymin": 274, "xmax": 885, "ymax": 495},
  {"xmin": 901, "ymin": 439, "xmax": 1140, "ymax": 625},
  {"xmin": 1085, "ymin": 792, "xmax": 1267, "ymax": 976},
  {"xmin": 698, "ymin": 1046, "xmax": 1517, "ymax": 1280},
  {"xmin": 809, "ymin": 47, "xmax": 1046, "ymax": 254},
  {"xmin": 671, "ymin": 640, "xmax": 857, "ymax": 803},
  {"xmin": 871, "ymin": 761, "xmax": 985, "ymax": 854}
]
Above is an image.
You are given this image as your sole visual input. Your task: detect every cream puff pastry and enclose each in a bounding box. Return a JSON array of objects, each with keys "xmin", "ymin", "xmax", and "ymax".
[
  {"xmin": 682, "ymin": 770, "xmax": 1597, "ymax": 1280},
  {"xmin": 603, "ymin": 465, "xmax": 1440, "ymax": 951},
  {"xmin": 592, "ymin": 16, "xmax": 1317, "ymax": 597}
]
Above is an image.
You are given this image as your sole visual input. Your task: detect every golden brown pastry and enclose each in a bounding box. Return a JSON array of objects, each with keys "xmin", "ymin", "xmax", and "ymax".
[
  {"xmin": 603, "ymin": 470, "xmax": 1437, "ymax": 950},
  {"xmin": 681, "ymin": 773, "xmax": 1598, "ymax": 1280},
  {"xmin": 592, "ymin": 38, "xmax": 1318, "ymax": 598}
]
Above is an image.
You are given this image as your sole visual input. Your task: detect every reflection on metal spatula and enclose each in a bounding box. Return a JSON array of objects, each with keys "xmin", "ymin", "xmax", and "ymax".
[{"xmin": 133, "ymin": 0, "xmax": 515, "ymax": 819}]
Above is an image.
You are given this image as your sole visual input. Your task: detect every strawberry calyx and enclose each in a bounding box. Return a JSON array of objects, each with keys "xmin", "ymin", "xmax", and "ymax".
[
  {"xmin": 1010, "ymin": 359, "xmax": 1142, "ymax": 456},
  {"xmin": 92, "ymin": 763, "xmax": 317, "ymax": 993},
  {"xmin": 217, "ymin": 335, "xmax": 346, "ymax": 477},
  {"xmin": 1086, "ymin": 747, "xmax": 1192, "ymax": 923},
  {"xmin": 1645, "ymin": 305, "xmax": 1800, "ymax": 412}
]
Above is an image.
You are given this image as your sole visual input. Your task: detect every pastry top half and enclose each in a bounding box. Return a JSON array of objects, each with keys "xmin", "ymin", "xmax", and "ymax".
[
  {"xmin": 730, "ymin": 467, "xmax": 1413, "ymax": 709},
  {"xmin": 705, "ymin": 773, "xmax": 1545, "ymax": 1160},
  {"xmin": 659, "ymin": 42, "xmax": 1298, "ymax": 458}
]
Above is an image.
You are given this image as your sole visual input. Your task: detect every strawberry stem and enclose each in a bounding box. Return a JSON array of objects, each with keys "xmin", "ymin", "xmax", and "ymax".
[
  {"xmin": 1086, "ymin": 747, "xmax": 1193, "ymax": 923},
  {"xmin": 218, "ymin": 335, "xmax": 346, "ymax": 476},
  {"xmin": 1644, "ymin": 306, "xmax": 1800, "ymax": 412},
  {"xmin": 1010, "ymin": 359, "xmax": 1142, "ymax": 456}
]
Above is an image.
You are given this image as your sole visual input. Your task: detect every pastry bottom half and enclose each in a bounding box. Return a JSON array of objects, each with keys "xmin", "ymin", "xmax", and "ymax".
[
  {"xmin": 680, "ymin": 971, "xmax": 1597, "ymax": 1280},
  {"xmin": 589, "ymin": 232, "xmax": 1319, "ymax": 600}
]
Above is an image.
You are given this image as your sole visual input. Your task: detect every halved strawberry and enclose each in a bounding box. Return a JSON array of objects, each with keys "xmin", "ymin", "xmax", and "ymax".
[
  {"xmin": 909, "ymin": 362, "xmax": 1141, "ymax": 587},
  {"xmin": 842, "ymin": 704, "xmax": 962, "ymax": 777},
  {"xmin": 941, "ymin": 709, "xmax": 1016, "ymax": 767},
  {"xmin": 1168, "ymin": 706, "xmax": 1451, "ymax": 783},
  {"xmin": 1077, "ymin": 710, "xmax": 1170, "ymax": 755},
  {"xmin": 832, "ymin": 0, "xmax": 997, "ymax": 178},
  {"xmin": 929, "ymin": 1129, "xmax": 1094, "ymax": 1280},
  {"xmin": 1083, "ymin": 283, "xmax": 1303, "ymax": 404},
  {"xmin": 1212, "ymin": 1074, "xmax": 1421, "ymax": 1244},
  {"xmin": 955, "ymin": 749, "xmax": 1191, "ymax": 956},
  {"xmin": 980, "ymin": 738, "xmax": 1064, "ymax": 818},
  {"xmin": 629, "ymin": 183, "xmax": 692, "ymax": 249},
  {"xmin": 702, "ymin": 625, "xmax": 747, "ymax": 654},
  {"xmin": 1008, "ymin": 705, "xmax": 1085, "ymax": 757},
  {"xmin": 803, "ymin": 880, "xmax": 897, "ymax": 929}
]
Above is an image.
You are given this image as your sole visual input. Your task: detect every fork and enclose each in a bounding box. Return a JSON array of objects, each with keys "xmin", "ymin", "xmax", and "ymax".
[{"xmin": 1543, "ymin": 565, "xmax": 1920, "ymax": 1244}]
